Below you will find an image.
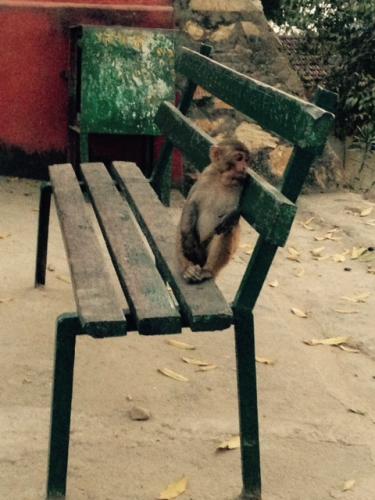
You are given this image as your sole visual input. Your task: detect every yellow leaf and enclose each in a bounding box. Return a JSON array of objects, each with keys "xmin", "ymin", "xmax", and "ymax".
[
  {"xmin": 0, "ymin": 297, "xmax": 14, "ymax": 304},
  {"xmin": 302, "ymin": 216, "xmax": 315, "ymax": 226},
  {"xmin": 342, "ymin": 292, "xmax": 370, "ymax": 303},
  {"xmin": 358, "ymin": 250, "xmax": 375, "ymax": 262},
  {"xmin": 348, "ymin": 408, "xmax": 366, "ymax": 415},
  {"xmin": 256, "ymin": 357, "xmax": 275, "ymax": 365},
  {"xmin": 332, "ymin": 253, "xmax": 346, "ymax": 263},
  {"xmin": 217, "ymin": 435, "xmax": 240, "ymax": 451},
  {"xmin": 360, "ymin": 207, "xmax": 373, "ymax": 217},
  {"xmin": 268, "ymin": 280, "xmax": 279, "ymax": 288},
  {"xmin": 158, "ymin": 477, "xmax": 188, "ymax": 499},
  {"xmin": 342, "ymin": 479, "xmax": 355, "ymax": 492},
  {"xmin": 181, "ymin": 356, "xmax": 210, "ymax": 366},
  {"xmin": 158, "ymin": 368, "xmax": 189, "ymax": 382},
  {"xmin": 197, "ymin": 364, "xmax": 217, "ymax": 372},
  {"xmin": 291, "ymin": 307, "xmax": 308, "ymax": 318},
  {"xmin": 165, "ymin": 339, "xmax": 196, "ymax": 350},
  {"xmin": 339, "ymin": 345, "xmax": 360, "ymax": 353},
  {"xmin": 311, "ymin": 247, "xmax": 325, "ymax": 257},
  {"xmin": 304, "ymin": 336, "xmax": 350, "ymax": 347},
  {"xmin": 351, "ymin": 246, "xmax": 367, "ymax": 259},
  {"xmin": 333, "ymin": 309, "xmax": 358, "ymax": 314},
  {"xmin": 56, "ymin": 275, "xmax": 71, "ymax": 284},
  {"xmin": 287, "ymin": 254, "xmax": 301, "ymax": 262},
  {"xmin": 288, "ymin": 247, "xmax": 300, "ymax": 257}
]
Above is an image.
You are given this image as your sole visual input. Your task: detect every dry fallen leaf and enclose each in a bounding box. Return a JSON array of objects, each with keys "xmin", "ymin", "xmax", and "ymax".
[
  {"xmin": 158, "ymin": 368, "xmax": 189, "ymax": 382},
  {"xmin": 351, "ymin": 246, "xmax": 367, "ymax": 259},
  {"xmin": 365, "ymin": 219, "xmax": 375, "ymax": 226},
  {"xmin": 333, "ymin": 309, "xmax": 359, "ymax": 314},
  {"xmin": 217, "ymin": 435, "xmax": 240, "ymax": 451},
  {"xmin": 339, "ymin": 345, "xmax": 360, "ymax": 353},
  {"xmin": 0, "ymin": 233, "xmax": 11, "ymax": 239},
  {"xmin": 291, "ymin": 307, "xmax": 308, "ymax": 318},
  {"xmin": 268, "ymin": 280, "xmax": 279, "ymax": 288},
  {"xmin": 0, "ymin": 297, "xmax": 14, "ymax": 304},
  {"xmin": 165, "ymin": 339, "xmax": 196, "ymax": 350},
  {"xmin": 360, "ymin": 207, "xmax": 373, "ymax": 217},
  {"xmin": 288, "ymin": 247, "xmax": 300, "ymax": 257},
  {"xmin": 56, "ymin": 275, "xmax": 71, "ymax": 284},
  {"xmin": 358, "ymin": 250, "xmax": 375, "ymax": 262},
  {"xmin": 341, "ymin": 292, "xmax": 370, "ymax": 303},
  {"xmin": 256, "ymin": 357, "xmax": 275, "ymax": 365},
  {"xmin": 304, "ymin": 336, "xmax": 350, "ymax": 347},
  {"xmin": 342, "ymin": 479, "xmax": 356, "ymax": 492},
  {"xmin": 158, "ymin": 477, "xmax": 188, "ymax": 500},
  {"xmin": 197, "ymin": 364, "xmax": 217, "ymax": 372},
  {"xmin": 332, "ymin": 253, "xmax": 346, "ymax": 263},
  {"xmin": 181, "ymin": 356, "xmax": 210, "ymax": 367},
  {"xmin": 348, "ymin": 408, "xmax": 366, "ymax": 416},
  {"xmin": 311, "ymin": 246, "xmax": 325, "ymax": 257}
]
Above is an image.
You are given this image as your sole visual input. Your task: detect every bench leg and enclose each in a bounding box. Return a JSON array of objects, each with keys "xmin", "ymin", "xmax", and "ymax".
[
  {"xmin": 47, "ymin": 314, "xmax": 80, "ymax": 499},
  {"xmin": 35, "ymin": 182, "xmax": 52, "ymax": 287},
  {"xmin": 234, "ymin": 308, "xmax": 262, "ymax": 500}
]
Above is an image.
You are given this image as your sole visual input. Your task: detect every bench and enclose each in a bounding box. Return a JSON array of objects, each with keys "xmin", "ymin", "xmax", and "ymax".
[{"xmin": 35, "ymin": 44, "xmax": 335, "ymax": 499}]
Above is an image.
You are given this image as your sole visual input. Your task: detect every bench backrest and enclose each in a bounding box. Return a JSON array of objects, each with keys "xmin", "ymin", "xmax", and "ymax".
[{"xmin": 151, "ymin": 45, "xmax": 335, "ymax": 311}]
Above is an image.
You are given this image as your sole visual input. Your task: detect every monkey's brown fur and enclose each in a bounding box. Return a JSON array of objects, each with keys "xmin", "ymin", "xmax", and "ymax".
[{"xmin": 177, "ymin": 139, "xmax": 251, "ymax": 283}]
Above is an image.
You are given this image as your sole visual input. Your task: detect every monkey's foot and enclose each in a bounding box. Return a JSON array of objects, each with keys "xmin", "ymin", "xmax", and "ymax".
[{"xmin": 183, "ymin": 265, "xmax": 213, "ymax": 283}]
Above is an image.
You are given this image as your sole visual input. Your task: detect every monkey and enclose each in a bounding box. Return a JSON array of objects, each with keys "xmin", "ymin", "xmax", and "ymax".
[{"xmin": 176, "ymin": 138, "xmax": 251, "ymax": 283}]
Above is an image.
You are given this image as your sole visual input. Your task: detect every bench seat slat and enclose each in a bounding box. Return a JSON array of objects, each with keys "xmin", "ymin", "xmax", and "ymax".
[
  {"xmin": 49, "ymin": 164, "xmax": 127, "ymax": 337},
  {"xmin": 155, "ymin": 102, "xmax": 297, "ymax": 246},
  {"xmin": 111, "ymin": 161, "xmax": 233, "ymax": 331},
  {"xmin": 177, "ymin": 48, "xmax": 334, "ymax": 149},
  {"xmin": 81, "ymin": 163, "xmax": 181, "ymax": 335}
]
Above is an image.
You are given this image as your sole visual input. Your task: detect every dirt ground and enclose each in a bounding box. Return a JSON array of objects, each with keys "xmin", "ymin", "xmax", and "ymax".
[{"xmin": 0, "ymin": 176, "xmax": 375, "ymax": 500}]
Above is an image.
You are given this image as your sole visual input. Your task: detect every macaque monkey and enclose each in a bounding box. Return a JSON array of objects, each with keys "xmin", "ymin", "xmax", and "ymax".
[{"xmin": 176, "ymin": 139, "xmax": 251, "ymax": 283}]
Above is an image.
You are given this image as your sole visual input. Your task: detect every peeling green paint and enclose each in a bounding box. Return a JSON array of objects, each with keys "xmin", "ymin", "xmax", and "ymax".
[{"xmin": 80, "ymin": 27, "xmax": 175, "ymax": 136}]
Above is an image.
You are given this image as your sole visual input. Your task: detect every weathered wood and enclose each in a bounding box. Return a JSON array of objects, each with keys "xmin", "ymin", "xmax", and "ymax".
[
  {"xmin": 111, "ymin": 162, "xmax": 233, "ymax": 331},
  {"xmin": 156, "ymin": 102, "xmax": 297, "ymax": 246},
  {"xmin": 81, "ymin": 163, "xmax": 181, "ymax": 335},
  {"xmin": 177, "ymin": 47, "xmax": 334, "ymax": 149},
  {"xmin": 49, "ymin": 164, "xmax": 127, "ymax": 338}
]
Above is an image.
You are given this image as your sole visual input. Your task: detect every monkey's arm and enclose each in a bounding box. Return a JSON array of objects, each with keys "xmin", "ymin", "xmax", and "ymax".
[
  {"xmin": 214, "ymin": 209, "xmax": 241, "ymax": 235},
  {"xmin": 179, "ymin": 201, "xmax": 206, "ymax": 265}
]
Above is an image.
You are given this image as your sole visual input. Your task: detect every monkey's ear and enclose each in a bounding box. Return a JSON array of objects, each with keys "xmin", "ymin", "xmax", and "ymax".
[{"xmin": 209, "ymin": 145, "xmax": 222, "ymax": 162}]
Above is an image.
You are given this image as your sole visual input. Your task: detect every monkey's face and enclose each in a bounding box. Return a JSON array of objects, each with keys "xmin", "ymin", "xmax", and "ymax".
[
  {"xmin": 210, "ymin": 140, "xmax": 251, "ymax": 186},
  {"xmin": 219, "ymin": 148, "xmax": 250, "ymax": 186}
]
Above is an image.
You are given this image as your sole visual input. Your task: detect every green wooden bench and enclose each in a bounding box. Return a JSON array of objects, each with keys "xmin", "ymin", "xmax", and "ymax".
[{"xmin": 35, "ymin": 45, "xmax": 335, "ymax": 499}]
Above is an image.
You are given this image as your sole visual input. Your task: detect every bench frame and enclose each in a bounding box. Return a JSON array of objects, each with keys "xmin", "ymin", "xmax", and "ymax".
[{"xmin": 35, "ymin": 44, "xmax": 335, "ymax": 499}]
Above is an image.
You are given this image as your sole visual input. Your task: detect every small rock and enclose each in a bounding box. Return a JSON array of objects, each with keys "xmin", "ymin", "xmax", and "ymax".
[{"xmin": 129, "ymin": 406, "xmax": 151, "ymax": 421}]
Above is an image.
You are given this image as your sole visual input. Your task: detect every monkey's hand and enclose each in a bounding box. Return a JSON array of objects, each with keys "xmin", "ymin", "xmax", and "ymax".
[
  {"xmin": 215, "ymin": 210, "xmax": 241, "ymax": 235},
  {"xmin": 183, "ymin": 264, "xmax": 213, "ymax": 284}
]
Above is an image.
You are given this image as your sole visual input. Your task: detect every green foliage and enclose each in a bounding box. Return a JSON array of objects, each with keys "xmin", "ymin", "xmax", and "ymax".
[{"xmin": 278, "ymin": 1, "xmax": 375, "ymax": 137}]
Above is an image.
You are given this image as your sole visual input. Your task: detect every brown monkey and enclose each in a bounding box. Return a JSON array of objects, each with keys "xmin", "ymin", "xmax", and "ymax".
[{"xmin": 176, "ymin": 139, "xmax": 251, "ymax": 283}]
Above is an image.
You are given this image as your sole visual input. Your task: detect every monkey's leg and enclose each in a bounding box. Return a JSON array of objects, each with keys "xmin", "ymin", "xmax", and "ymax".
[{"xmin": 202, "ymin": 225, "xmax": 241, "ymax": 279}]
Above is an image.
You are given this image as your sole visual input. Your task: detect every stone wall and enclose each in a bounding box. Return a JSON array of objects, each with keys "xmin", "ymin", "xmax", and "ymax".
[{"xmin": 173, "ymin": 0, "xmax": 342, "ymax": 189}]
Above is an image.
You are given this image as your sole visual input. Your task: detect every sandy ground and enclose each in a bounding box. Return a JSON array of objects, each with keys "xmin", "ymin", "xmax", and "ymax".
[{"xmin": 0, "ymin": 176, "xmax": 375, "ymax": 500}]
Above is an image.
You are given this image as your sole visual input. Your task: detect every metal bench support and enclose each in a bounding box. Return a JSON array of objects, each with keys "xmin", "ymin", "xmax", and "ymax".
[{"xmin": 47, "ymin": 314, "xmax": 80, "ymax": 499}]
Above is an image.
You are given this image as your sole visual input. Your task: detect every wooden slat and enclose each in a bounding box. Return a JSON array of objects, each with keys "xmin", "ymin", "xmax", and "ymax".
[
  {"xmin": 81, "ymin": 163, "xmax": 181, "ymax": 335},
  {"xmin": 49, "ymin": 164, "xmax": 126, "ymax": 338},
  {"xmin": 155, "ymin": 102, "xmax": 297, "ymax": 246},
  {"xmin": 177, "ymin": 47, "xmax": 334, "ymax": 149},
  {"xmin": 111, "ymin": 161, "xmax": 233, "ymax": 331}
]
